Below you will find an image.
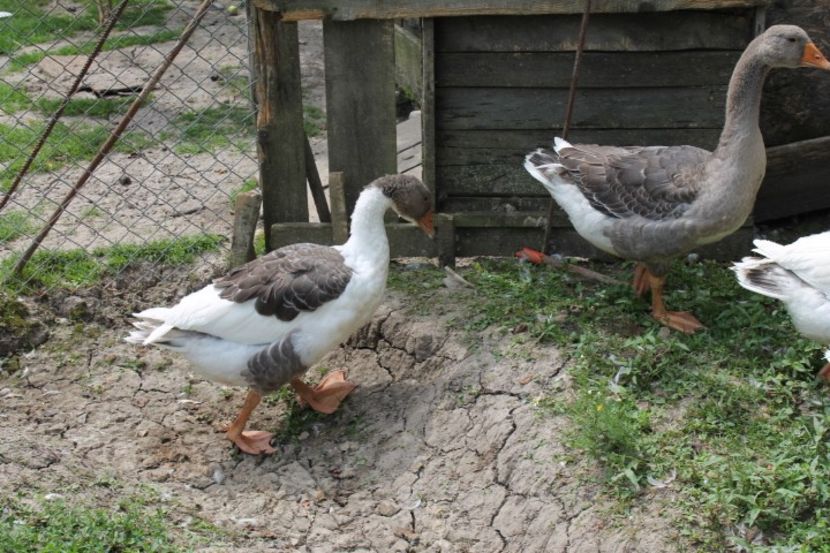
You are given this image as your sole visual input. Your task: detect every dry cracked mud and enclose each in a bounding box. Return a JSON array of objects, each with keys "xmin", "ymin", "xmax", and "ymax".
[{"xmin": 0, "ymin": 270, "xmax": 682, "ymax": 552}]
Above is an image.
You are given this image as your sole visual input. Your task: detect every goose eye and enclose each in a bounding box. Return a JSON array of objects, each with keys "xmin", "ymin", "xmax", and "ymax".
[{"xmin": 787, "ymin": 37, "xmax": 796, "ymax": 43}]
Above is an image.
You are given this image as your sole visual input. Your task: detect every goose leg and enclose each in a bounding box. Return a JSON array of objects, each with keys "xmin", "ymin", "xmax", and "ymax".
[
  {"xmin": 818, "ymin": 363, "xmax": 830, "ymax": 382},
  {"xmin": 292, "ymin": 370, "xmax": 357, "ymax": 414},
  {"xmin": 225, "ymin": 390, "xmax": 275, "ymax": 455},
  {"xmin": 632, "ymin": 263, "xmax": 650, "ymax": 297},
  {"xmin": 647, "ymin": 272, "xmax": 704, "ymax": 334}
]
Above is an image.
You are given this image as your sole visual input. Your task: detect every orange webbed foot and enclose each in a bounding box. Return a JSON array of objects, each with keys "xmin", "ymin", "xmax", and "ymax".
[
  {"xmin": 652, "ymin": 310, "xmax": 704, "ymax": 334},
  {"xmin": 228, "ymin": 430, "xmax": 275, "ymax": 455},
  {"xmin": 293, "ymin": 370, "xmax": 357, "ymax": 414}
]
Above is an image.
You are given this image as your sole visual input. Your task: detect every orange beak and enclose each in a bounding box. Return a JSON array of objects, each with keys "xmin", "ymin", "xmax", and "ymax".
[
  {"xmin": 801, "ymin": 42, "xmax": 830, "ymax": 70},
  {"xmin": 417, "ymin": 211, "xmax": 435, "ymax": 238}
]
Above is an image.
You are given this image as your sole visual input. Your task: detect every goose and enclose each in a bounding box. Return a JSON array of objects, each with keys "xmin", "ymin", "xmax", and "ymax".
[
  {"xmin": 733, "ymin": 231, "xmax": 830, "ymax": 380},
  {"xmin": 126, "ymin": 175, "xmax": 434, "ymax": 454},
  {"xmin": 524, "ymin": 25, "xmax": 830, "ymax": 333}
]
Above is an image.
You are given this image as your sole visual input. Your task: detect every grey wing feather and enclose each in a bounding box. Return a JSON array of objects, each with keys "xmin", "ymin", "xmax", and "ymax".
[
  {"xmin": 558, "ymin": 144, "xmax": 709, "ymax": 221},
  {"xmin": 214, "ymin": 243, "xmax": 353, "ymax": 321}
]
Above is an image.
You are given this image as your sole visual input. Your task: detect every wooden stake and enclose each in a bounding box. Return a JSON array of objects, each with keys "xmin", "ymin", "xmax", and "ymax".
[{"xmin": 228, "ymin": 190, "xmax": 262, "ymax": 269}]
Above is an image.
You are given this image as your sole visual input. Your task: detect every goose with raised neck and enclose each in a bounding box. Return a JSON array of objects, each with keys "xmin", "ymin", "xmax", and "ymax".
[{"xmin": 525, "ymin": 24, "xmax": 830, "ymax": 334}]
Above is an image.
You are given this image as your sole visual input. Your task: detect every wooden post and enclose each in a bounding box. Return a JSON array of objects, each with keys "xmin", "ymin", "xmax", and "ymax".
[
  {"xmin": 435, "ymin": 212, "xmax": 455, "ymax": 267},
  {"xmin": 328, "ymin": 171, "xmax": 349, "ymax": 244},
  {"xmin": 421, "ymin": 18, "xmax": 437, "ymax": 207},
  {"xmin": 228, "ymin": 190, "xmax": 262, "ymax": 269},
  {"xmin": 248, "ymin": 7, "xmax": 307, "ymax": 251},
  {"xmin": 324, "ymin": 19, "xmax": 397, "ymax": 214}
]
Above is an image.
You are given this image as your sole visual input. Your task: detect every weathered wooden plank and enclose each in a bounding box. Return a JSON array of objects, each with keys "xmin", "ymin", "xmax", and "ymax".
[
  {"xmin": 435, "ymin": 13, "xmax": 754, "ymax": 53},
  {"xmin": 436, "ymin": 86, "xmax": 728, "ymax": 130},
  {"xmin": 436, "ymin": 51, "xmax": 741, "ymax": 88},
  {"xmin": 440, "ymin": 195, "xmax": 550, "ymax": 213},
  {"xmin": 438, "ymin": 164, "xmax": 540, "ymax": 196},
  {"xmin": 395, "ymin": 24, "xmax": 422, "ymax": 99},
  {"xmin": 754, "ymin": 135, "xmax": 830, "ymax": 222},
  {"xmin": 421, "ymin": 19, "xmax": 437, "ymax": 204},
  {"xmin": 329, "ymin": 171, "xmax": 349, "ymax": 243},
  {"xmin": 248, "ymin": 10, "xmax": 308, "ymax": 251},
  {"xmin": 436, "ymin": 129, "xmax": 723, "ymax": 166},
  {"xmin": 252, "ymin": 0, "xmax": 767, "ymax": 20},
  {"xmin": 324, "ymin": 19, "xmax": 397, "ymax": 214}
]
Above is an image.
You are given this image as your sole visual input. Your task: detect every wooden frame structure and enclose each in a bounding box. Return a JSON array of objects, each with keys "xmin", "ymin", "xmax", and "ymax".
[{"xmin": 247, "ymin": 0, "xmax": 776, "ymax": 262}]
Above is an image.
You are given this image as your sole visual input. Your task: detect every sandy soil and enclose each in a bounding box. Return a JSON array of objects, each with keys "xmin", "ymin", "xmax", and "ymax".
[{"xmin": 0, "ymin": 271, "xmax": 680, "ymax": 552}]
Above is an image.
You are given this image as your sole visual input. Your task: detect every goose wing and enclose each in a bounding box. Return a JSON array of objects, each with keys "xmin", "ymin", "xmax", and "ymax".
[
  {"xmin": 136, "ymin": 243, "xmax": 353, "ymax": 345},
  {"xmin": 556, "ymin": 142, "xmax": 709, "ymax": 221}
]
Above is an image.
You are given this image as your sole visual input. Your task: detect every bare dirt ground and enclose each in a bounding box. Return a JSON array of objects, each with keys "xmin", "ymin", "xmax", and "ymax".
[
  {"xmin": 1, "ymin": 4, "xmax": 683, "ymax": 550},
  {"xmin": 0, "ymin": 268, "xmax": 680, "ymax": 552}
]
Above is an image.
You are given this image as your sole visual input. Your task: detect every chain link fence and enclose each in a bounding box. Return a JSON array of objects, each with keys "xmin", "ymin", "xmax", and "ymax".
[{"xmin": 0, "ymin": 0, "xmax": 283, "ymax": 292}]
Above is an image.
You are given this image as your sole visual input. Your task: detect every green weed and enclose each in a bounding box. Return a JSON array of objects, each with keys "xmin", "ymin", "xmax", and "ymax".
[
  {"xmin": 403, "ymin": 258, "xmax": 830, "ymax": 550},
  {"xmin": 229, "ymin": 178, "xmax": 258, "ymax": 206},
  {"xmin": 0, "ymin": 210, "xmax": 35, "ymax": 243},
  {"xmin": 303, "ymin": 104, "xmax": 325, "ymax": 138},
  {"xmin": 0, "ymin": 496, "xmax": 182, "ymax": 552},
  {"xmin": 8, "ymin": 29, "xmax": 180, "ymax": 72},
  {"xmin": 165, "ymin": 104, "xmax": 254, "ymax": 155},
  {"xmin": 0, "ymin": 121, "xmax": 150, "ymax": 191},
  {"xmin": 1, "ymin": 233, "xmax": 223, "ymax": 292},
  {"xmin": 0, "ymin": 1, "xmax": 97, "ymax": 56}
]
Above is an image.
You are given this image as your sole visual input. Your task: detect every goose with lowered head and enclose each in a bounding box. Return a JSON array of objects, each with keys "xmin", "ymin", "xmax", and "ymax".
[{"xmin": 126, "ymin": 175, "xmax": 434, "ymax": 454}]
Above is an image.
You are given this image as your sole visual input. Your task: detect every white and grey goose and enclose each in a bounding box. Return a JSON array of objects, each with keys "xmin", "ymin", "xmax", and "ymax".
[
  {"xmin": 733, "ymin": 231, "xmax": 830, "ymax": 380},
  {"xmin": 525, "ymin": 25, "xmax": 830, "ymax": 333},
  {"xmin": 126, "ymin": 175, "xmax": 434, "ymax": 455}
]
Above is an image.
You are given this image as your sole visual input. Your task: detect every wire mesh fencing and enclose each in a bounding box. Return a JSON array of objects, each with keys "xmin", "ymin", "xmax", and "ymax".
[{"xmin": 0, "ymin": 0, "xmax": 266, "ymax": 292}]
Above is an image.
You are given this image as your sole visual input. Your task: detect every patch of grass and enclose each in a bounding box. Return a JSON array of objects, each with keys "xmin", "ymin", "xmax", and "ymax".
[
  {"xmin": 0, "ymin": 83, "xmax": 136, "ymax": 117},
  {"xmin": 8, "ymin": 28, "xmax": 180, "ymax": 72},
  {"xmin": 0, "ymin": 496, "xmax": 182, "ymax": 552},
  {"xmin": 0, "ymin": 82, "xmax": 34, "ymax": 113},
  {"xmin": 1, "ymin": 234, "xmax": 223, "ymax": 292},
  {"xmin": 303, "ymin": 104, "xmax": 325, "ymax": 138},
  {"xmin": 217, "ymin": 65, "xmax": 250, "ymax": 100},
  {"xmin": 0, "ymin": 121, "xmax": 150, "ymax": 191},
  {"xmin": 0, "ymin": 1, "xmax": 97, "ymax": 56},
  {"xmin": 35, "ymin": 95, "xmax": 135, "ymax": 118},
  {"xmin": 0, "ymin": 210, "xmax": 35, "ymax": 243},
  {"xmin": 433, "ymin": 258, "xmax": 830, "ymax": 550},
  {"xmin": 164, "ymin": 104, "xmax": 254, "ymax": 155},
  {"xmin": 111, "ymin": 0, "xmax": 174, "ymax": 29}
]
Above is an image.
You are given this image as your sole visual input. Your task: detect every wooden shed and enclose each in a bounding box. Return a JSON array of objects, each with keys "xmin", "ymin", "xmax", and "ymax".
[{"xmin": 247, "ymin": 0, "xmax": 830, "ymax": 263}]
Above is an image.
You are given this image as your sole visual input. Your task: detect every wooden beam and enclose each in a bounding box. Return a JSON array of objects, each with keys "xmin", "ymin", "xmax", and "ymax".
[
  {"xmin": 755, "ymin": 135, "xmax": 830, "ymax": 222},
  {"xmin": 436, "ymin": 12, "xmax": 753, "ymax": 53},
  {"xmin": 324, "ymin": 19, "xmax": 397, "ymax": 214},
  {"xmin": 248, "ymin": 8, "xmax": 307, "ymax": 251},
  {"xmin": 252, "ymin": 0, "xmax": 768, "ymax": 20},
  {"xmin": 436, "ymin": 51, "xmax": 741, "ymax": 89},
  {"xmin": 303, "ymin": 133, "xmax": 330, "ymax": 222}
]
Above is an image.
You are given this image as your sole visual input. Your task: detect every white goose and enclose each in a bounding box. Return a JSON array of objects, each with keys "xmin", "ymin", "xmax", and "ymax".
[
  {"xmin": 525, "ymin": 25, "xmax": 830, "ymax": 333},
  {"xmin": 126, "ymin": 175, "xmax": 434, "ymax": 454},
  {"xmin": 733, "ymin": 231, "xmax": 830, "ymax": 380}
]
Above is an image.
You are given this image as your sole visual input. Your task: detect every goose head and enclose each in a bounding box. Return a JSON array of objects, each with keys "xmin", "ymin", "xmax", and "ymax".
[
  {"xmin": 372, "ymin": 174, "xmax": 434, "ymax": 237},
  {"xmin": 755, "ymin": 25, "xmax": 830, "ymax": 70}
]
